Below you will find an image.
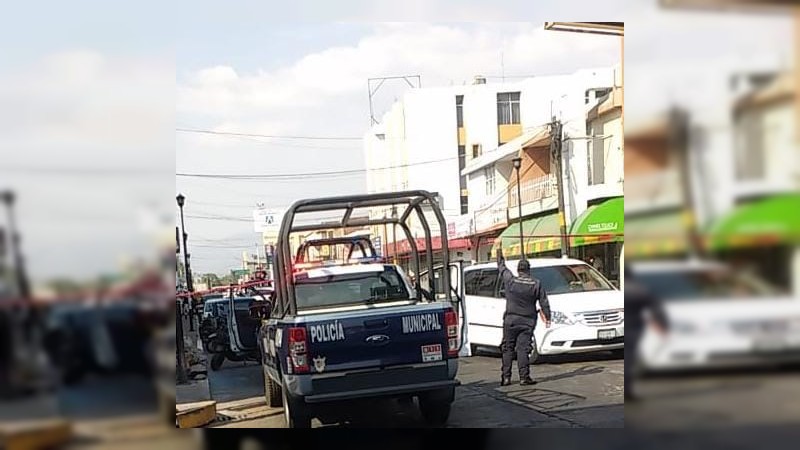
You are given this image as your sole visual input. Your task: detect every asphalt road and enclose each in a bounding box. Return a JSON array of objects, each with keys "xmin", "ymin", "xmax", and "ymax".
[
  {"xmin": 205, "ymin": 350, "xmax": 625, "ymax": 428},
  {"xmin": 627, "ymin": 365, "xmax": 800, "ymax": 430}
]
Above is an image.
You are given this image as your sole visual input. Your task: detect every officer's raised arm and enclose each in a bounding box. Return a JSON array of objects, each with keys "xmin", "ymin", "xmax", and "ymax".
[{"xmin": 496, "ymin": 249, "xmax": 513, "ymax": 286}]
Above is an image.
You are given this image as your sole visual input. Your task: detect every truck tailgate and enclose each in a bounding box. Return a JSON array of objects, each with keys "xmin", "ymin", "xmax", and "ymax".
[{"xmin": 297, "ymin": 302, "xmax": 455, "ymax": 373}]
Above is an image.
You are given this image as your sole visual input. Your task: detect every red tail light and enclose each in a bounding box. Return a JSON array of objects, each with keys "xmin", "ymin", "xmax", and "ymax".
[
  {"xmin": 444, "ymin": 310, "xmax": 459, "ymax": 356},
  {"xmin": 288, "ymin": 327, "xmax": 309, "ymax": 373}
]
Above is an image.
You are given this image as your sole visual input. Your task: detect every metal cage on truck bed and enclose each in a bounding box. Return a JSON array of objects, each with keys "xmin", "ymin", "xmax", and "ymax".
[
  {"xmin": 294, "ymin": 236, "xmax": 378, "ymax": 264},
  {"xmin": 274, "ymin": 190, "xmax": 453, "ymax": 316}
]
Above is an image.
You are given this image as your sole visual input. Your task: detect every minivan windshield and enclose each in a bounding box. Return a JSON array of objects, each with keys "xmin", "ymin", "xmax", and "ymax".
[
  {"xmin": 530, "ymin": 264, "xmax": 614, "ymax": 295},
  {"xmin": 294, "ymin": 266, "xmax": 410, "ymax": 310}
]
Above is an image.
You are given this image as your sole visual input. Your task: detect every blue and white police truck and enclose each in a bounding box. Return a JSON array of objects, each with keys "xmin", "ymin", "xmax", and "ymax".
[{"xmin": 253, "ymin": 191, "xmax": 465, "ymax": 428}]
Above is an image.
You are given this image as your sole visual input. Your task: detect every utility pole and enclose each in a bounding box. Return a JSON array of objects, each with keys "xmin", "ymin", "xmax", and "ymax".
[
  {"xmin": 550, "ymin": 119, "xmax": 570, "ymax": 258},
  {"xmin": 512, "ymin": 157, "xmax": 524, "ymax": 259},
  {"xmin": 669, "ymin": 107, "xmax": 704, "ymax": 258},
  {"xmin": 383, "ymin": 214, "xmax": 389, "ymax": 260},
  {"xmin": 391, "ymin": 206, "xmax": 398, "ymax": 265}
]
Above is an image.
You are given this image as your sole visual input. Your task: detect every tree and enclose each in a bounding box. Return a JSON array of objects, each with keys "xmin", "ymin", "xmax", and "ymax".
[
  {"xmin": 201, "ymin": 273, "xmax": 221, "ymax": 288},
  {"xmin": 47, "ymin": 278, "xmax": 84, "ymax": 297},
  {"xmin": 219, "ymin": 274, "xmax": 237, "ymax": 286}
]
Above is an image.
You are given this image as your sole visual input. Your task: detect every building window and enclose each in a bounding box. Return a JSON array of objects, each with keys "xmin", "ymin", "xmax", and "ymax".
[
  {"xmin": 472, "ymin": 144, "xmax": 481, "ymax": 158},
  {"xmin": 456, "ymin": 95, "xmax": 464, "ymax": 128},
  {"xmin": 484, "ymin": 165, "xmax": 496, "ymax": 196},
  {"xmin": 588, "ymin": 124, "xmax": 605, "ymax": 185},
  {"xmin": 497, "ymin": 92, "xmax": 521, "ymax": 125}
]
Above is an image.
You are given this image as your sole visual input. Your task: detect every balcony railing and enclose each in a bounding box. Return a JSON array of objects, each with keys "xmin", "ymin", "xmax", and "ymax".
[{"xmin": 508, "ymin": 173, "xmax": 558, "ymax": 208}]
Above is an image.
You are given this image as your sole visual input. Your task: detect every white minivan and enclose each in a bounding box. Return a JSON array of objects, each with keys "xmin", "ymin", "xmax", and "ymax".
[{"xmin": 463, "ymin": 258, "xmax": 624, "ymax": 362}]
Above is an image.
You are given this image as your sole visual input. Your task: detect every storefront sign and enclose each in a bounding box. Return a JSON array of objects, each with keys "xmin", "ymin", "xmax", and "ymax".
[
  {"xmin": 587, "ymin": 222, "xmax": 620, "ymax": 233},
  {"xmin": 447, "ymin": 216, "xmax": 474, "ymax": 239},
  {"xmin": 474, "ymin": 205, "xmax": 507, "ymax": 233}
]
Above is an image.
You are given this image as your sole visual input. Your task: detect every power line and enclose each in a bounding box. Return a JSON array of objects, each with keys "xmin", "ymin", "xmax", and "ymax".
[
  {"xmin": 176, "ymin": 128, "xmax": 362, "ymax": 141},
  {"xmin": 185, "ymin": 214, "xmax": 252, "ymax": 222},
  {"xmin": 0, "ymin": 166, "xmax": 168, "ymax": 176},
  {"xmin": 176, "ymin": 156, "xmax": 456, "ymax": 180}
]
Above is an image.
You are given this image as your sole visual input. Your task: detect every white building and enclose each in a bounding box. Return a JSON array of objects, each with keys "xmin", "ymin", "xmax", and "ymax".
[{"xmin": 364, "ymin": 67, "xmax": 621, "ymax": 265}]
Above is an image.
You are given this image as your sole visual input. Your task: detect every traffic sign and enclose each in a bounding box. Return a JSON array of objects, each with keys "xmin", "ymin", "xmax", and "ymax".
[
  {"xmin": 253, "ymin": 209, "xmax": 283, "ymax": 233},
  {"xmin": 231, "ymin": 269, "xmax": 250, "ymax": 277}
]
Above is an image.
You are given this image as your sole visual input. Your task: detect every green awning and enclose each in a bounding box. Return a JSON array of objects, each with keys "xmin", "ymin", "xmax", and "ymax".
[
  {"xmin": 569, "ymin": 197, "xmax": 624, "ymax": 247},
  {"xmin": 494, "ymin": 212, "xmax": 561, "ymax": 257},
  {"xmin": 625, "ymin": 211, "xmax": 688, "ymax": 258},
  {"xmin": 709, "ymin": 194, "xmax": 800, "ymax": 250}
]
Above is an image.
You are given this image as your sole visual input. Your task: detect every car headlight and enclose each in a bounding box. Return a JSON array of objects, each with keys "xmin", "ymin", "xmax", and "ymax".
[{"xmin": 551, "ymin": 311, "xmax": 575, "ymax": 325}]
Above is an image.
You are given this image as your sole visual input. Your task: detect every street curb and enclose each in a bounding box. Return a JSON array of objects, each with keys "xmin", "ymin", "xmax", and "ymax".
[
  {"xmin": 0, "ymin": 419, "xmax": 72, "ymax": 450},
  {"xmin": 176, "ymin": 401, "xmax": 217, "ymax": 428}
]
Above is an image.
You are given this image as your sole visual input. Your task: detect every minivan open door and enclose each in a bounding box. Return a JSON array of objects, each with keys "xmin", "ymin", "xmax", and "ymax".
[{"xmin": 419, "ymin": 261, "xmax": 470, "ymax": 357}]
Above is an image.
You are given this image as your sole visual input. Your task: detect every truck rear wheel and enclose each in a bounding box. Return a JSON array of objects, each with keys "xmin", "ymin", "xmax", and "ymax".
[
  {"xmin": 264, "ymin": 371, "xmax": 283, "ymax": 407},
  {"xmin": 282, "ymin": 380, "xmax": 311, "ymax": 428},
  {"xmin": 419, "ymin": 387, "xmax": 454, "ymax": 426}
]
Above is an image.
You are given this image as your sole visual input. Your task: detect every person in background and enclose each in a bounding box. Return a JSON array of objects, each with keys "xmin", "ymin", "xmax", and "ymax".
[
  {"xmin": 591, "ymin": 256, "xmax": 604, "ymax": 276},
  {"xmin": 496, "ymin": 249, "xmax": 551, "ymax": 386},
  {"xmin": 624, "ymin": 266, "xmax": 669, "ymax": 401}
]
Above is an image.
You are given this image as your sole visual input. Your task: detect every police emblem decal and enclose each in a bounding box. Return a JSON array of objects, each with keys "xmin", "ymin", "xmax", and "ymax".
[{"xmin": 313, "ymin": 355, "xmax": 326, "ymax": 373}]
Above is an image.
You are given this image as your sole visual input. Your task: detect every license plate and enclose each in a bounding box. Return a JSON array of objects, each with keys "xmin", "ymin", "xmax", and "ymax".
[
  {"xmin": 598, "ymin": 329, "xmax": 616, "ymax": 340},
  {"xmin": 421, "ymin": 344, "xmax": 443, "ymax": 362}
]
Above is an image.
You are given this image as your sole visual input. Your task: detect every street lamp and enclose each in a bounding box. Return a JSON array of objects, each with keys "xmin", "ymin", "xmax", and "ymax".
[
  {"xmin": 176, "ymin": 194, "xmax": 194, "ymax": 294},
  {"xmin": 175, "ymin": 193, "xmax": 189, "ymax": 384},
  {"xmin": 0, "ymin": 190, "xmax": 30, "ymax": 299},
  {"xmin": 511, "ymin": 157, "xmax": 525, "ymax": 260}
]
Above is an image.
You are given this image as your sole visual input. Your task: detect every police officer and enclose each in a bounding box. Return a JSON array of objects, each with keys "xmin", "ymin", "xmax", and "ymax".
[
  {"xmin": 497, "ymin": 249, "xmax": 551, "ymax": 386},
  {"xmin": 624, "ymin": 266, "xmax": 669, "ymax": 401}
]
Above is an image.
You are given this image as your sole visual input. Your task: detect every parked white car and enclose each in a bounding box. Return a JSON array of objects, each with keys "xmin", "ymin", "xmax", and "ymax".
[
  {"xmin": 631, "ymin": 260, "xmax": 800, "ymax": 370},
  {"xmin": 463, "ymin": 258, "xmax": 624, "ymax": 362}
]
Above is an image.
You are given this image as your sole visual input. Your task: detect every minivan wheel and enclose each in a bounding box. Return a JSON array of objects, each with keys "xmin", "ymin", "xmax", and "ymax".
[{"xmin": 282, "ymin": 380, "xmax": 310, "ymax": 428}]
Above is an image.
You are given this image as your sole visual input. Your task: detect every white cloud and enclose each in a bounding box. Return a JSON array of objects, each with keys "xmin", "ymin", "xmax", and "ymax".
[
  {"xmin": 177, "ymin": 23, "xmax": 619, "ymax": 134},
  {"xmin": 0, "ymin": 49, "xmax": 174, "ymax": 281}
]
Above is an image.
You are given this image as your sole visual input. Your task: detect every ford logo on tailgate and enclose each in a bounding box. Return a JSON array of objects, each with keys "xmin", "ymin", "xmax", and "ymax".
[{"xmin": 365, "ymin": 334, "xmax": 390, "ymax": 345}]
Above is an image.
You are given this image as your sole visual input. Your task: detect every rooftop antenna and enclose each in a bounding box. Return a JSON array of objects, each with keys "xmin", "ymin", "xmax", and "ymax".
[{"xmin": 367, "ymin": 75, "xmax": 422, "ymax": 126}]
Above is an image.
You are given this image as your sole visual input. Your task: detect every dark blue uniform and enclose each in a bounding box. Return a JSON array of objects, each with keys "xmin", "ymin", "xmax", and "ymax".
[{"xmin": 498, "ymin": 258, "xmax": 551, "ymax": 383}]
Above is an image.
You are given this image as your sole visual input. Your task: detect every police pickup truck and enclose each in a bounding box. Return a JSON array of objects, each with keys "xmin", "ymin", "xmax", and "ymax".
[{"xmin": 253, "ymin": 191, "xmax": 463, "ymax": 428}]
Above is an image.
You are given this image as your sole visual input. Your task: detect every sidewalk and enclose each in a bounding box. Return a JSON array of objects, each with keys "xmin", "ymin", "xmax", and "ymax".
[
  {"xmin": 176, "ymin": 338, "xmax": 215, "ymax": 428},
  {"xmin": 0, "ymin": 394, "xmax": 73, "ymax": 450}
]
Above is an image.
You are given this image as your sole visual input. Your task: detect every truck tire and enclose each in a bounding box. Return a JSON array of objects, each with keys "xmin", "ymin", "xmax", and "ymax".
[
  {"xmin": 281, "ymin": 380, "xmax": 311, "ymax": 428},
  {"xmin": 264, "ymin": 371, "xmax": 283, "ymax": 407},
  {"xmin": 419, "ymin": 387, "xmax": 454, "ymax": 426},
  {"xmin": 210, "ymin": 353, "xmax": 225, "ymax": 371}
]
